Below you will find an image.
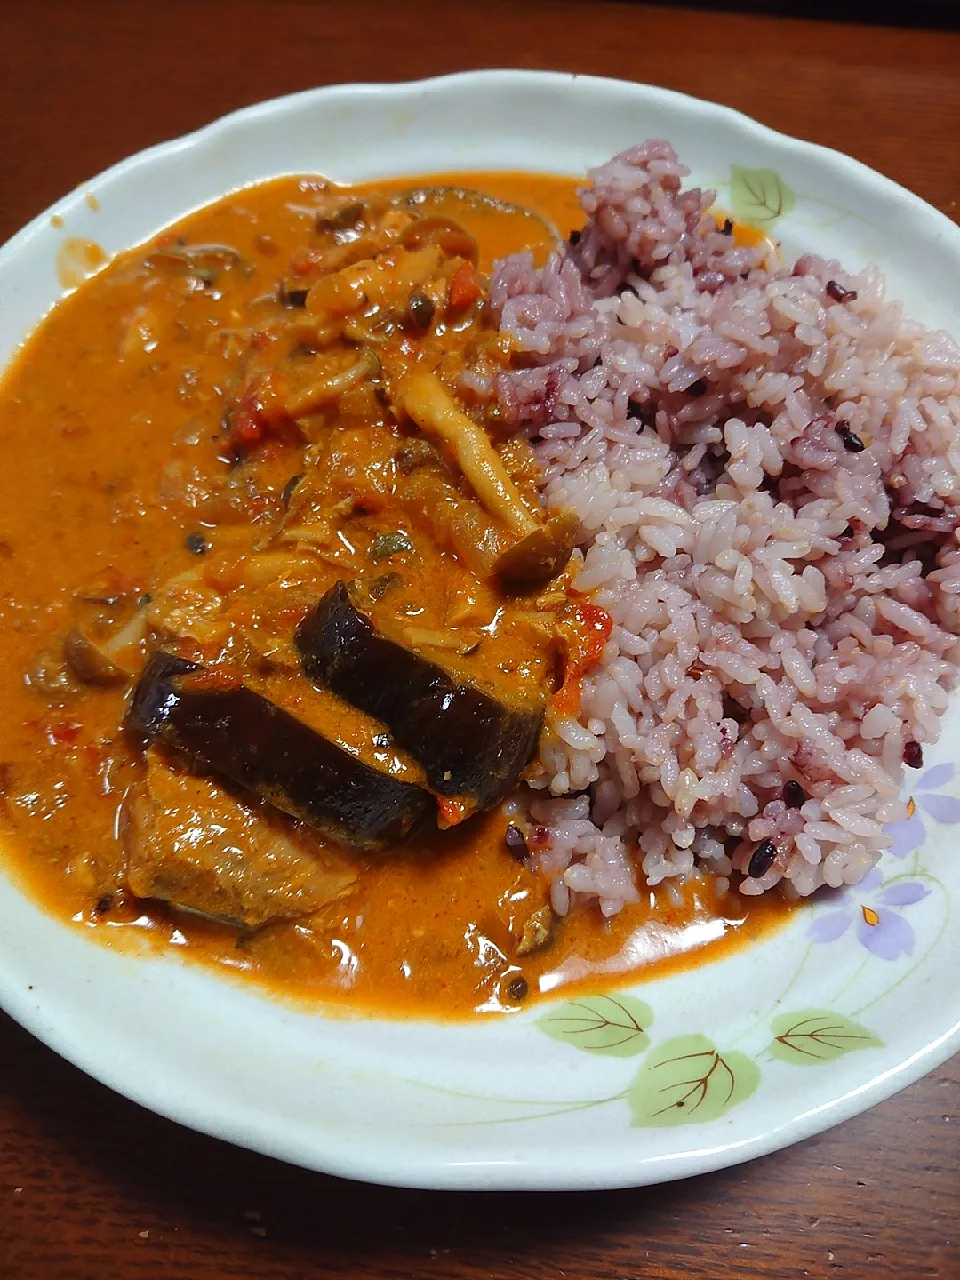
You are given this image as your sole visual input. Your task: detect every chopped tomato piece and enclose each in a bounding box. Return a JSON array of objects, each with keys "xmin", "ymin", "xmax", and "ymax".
[
  {"xmin": 436, "ymin": 795, "xmax": 475, "ymax": 828},
  {"xmin": 228, "ymin": 373, "xmax": 293, "ymax": 451},
  {"xmin": 288, "ymin": 247, "xmax": 327, "ymax": 279},
  {"xmin": 44, "ymin": 720, "xmax": 82, "ymax": 746},
  {"xmin": 553, "ymin": 601, "xmax": 613, "ymax": 715},
  {"xmin": 448, "ymin": 262, "xmax": 483, "ymax": 309},
  {"xmin": 181, "ymin": 667, "xmax": 244, "ymax": 694}
]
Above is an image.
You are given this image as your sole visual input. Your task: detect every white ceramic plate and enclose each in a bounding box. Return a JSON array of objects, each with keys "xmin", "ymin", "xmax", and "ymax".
[{"xmin": 1, "ymin": 71, "xmax": 958, "ymax": 1191}]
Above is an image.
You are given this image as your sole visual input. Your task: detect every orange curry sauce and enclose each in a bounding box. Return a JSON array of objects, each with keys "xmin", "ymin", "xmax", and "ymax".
[{"xmin": 0, "ymin": 172, "xmax": 792, "ymax": 1017}]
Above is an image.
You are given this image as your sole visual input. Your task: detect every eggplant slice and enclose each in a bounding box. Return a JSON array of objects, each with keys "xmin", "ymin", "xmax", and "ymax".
[
  {"xmin": 126, "ymin": 652, "xmax": 431, "ymax": 852},
  {"xmin": 295, "ymin": 582, "xmax": 544, "ymax": 807}
]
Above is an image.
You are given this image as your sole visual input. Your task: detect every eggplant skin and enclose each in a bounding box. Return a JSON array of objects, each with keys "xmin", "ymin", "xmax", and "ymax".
[
  {"xmin": 295, "ymin": 583, "xmax": 544, "ymax": 808},
  {"xmin": 126, "ymin": 652, "xmax": 432, "ymax": 853}
]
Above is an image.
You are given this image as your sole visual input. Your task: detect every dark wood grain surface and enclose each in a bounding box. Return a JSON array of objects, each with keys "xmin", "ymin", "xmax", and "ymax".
[{"xmin": 1, "ymin": 3, "xmax": 958, "ymax": 1277}]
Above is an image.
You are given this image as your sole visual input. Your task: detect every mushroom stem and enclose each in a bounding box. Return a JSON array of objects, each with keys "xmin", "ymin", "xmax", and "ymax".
[{"xmin": 396, "ymin": 370, "xmax": 539, "ymax": 537}]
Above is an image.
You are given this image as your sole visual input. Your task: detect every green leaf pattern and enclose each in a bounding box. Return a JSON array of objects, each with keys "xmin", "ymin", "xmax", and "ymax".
[
  {"xmin": 532, "ymin": 989, "xmax": 883, "ymax": 1130},
  {"xmin": 729, "ymin": 164, "xmax": 797, "ymax": 225},
  {"xmin": 536, "ymin": 994, "xmax": 652, "ymax": 1057},
  {"xmin": 626, "ymin": 1035, "xmax": 761, "ymax": 1128},
  {"xmin": 769, "ymin": 1009, "xmax": 883, "ymax": 1066}
]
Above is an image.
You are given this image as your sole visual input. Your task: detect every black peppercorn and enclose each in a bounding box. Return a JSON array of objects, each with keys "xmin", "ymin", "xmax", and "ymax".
[
  {"xmin": 405, "ymin": 290, "xmax": 435, "ymax": 330},
  {"xmin": 506, "ymin": 975, "xmax": 529, "ymax": 1001}
]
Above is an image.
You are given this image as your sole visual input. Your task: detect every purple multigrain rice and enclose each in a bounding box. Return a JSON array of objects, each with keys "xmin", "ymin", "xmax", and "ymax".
[{"xmin": 490, "ymin": 140, "xmax": 960, "ymax": 916}]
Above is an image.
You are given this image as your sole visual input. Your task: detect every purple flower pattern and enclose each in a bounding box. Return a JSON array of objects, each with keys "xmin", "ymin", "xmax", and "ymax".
[
  {"xmin": 808, "ymin": 868, "xmax": 930, "ymax": 960},
  {"xmin": 885, "ymin": 762, "xmax": 960, "ymax": 860}
]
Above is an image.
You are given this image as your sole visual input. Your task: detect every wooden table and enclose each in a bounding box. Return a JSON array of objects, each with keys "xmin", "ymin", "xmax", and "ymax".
[{"xmin": 0, "ymin": 3, "xmax": 957, "ymax": 1277}]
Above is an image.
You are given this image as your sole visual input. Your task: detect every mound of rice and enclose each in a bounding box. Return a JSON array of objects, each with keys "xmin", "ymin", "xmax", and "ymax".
[{"xmin": 490, "ymin": 141, "xmax": 960, "ymax": 916}]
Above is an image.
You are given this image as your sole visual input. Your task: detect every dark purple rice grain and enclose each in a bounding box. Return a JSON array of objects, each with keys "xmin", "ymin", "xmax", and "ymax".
[
  {"xmin": 826, "ymin": 279, "xmax": 858, "ymax": 304},
  {"xmin": 836, "ymin": 423, "xmax": 865, "ymax": 453},
  {"xmin": 903, "ymin": 741, "xmax": 924, "ymax": 769},
  {"xmin": 185, "ymin": 531, "xmax": 208, "ymax": 555},
  {"xmin": 721, "ymin": 218, "xmax": 734, "ymax": 235},
  {"xmin": 505, "ymin": 824, "xmax": 530, "ymax": 862},
  {"xmin": 747, "ymin": 839, "xmax": 777, "ymax": 879},
  {"xmin": 782, "ymin": 779, "xmax": 805, "ymax": 809},
  {"xmin": 568, "ymin": 228, "xmax": 581, "ymax": 246}
]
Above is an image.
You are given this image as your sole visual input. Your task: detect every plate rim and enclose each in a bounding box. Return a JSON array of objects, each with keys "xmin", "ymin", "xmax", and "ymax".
[{"xmin": 0, "ymin": 68, "xmax": 958, "ymax": 1191}]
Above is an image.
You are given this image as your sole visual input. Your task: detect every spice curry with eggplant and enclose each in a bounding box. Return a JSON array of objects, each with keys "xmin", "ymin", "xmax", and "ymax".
[{"xmin": 0, "ymin": 173, "xmax": 788, "ymax": 1016}]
